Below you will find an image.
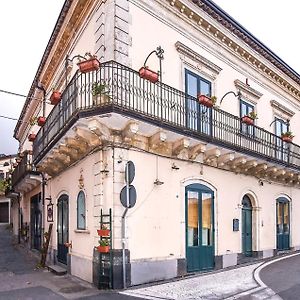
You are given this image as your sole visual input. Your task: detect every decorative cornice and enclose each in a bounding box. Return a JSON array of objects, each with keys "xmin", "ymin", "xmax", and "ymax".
[
  {"xmin": 270, "ymin": 100, "xmax": 295, "ymax": 118},
  {"xmin": 167, "ymin": 0, "xmax": 300, "ymax": 100},
  {"xmin": 175, "ymin": 41, "xmax": 222, "ymax": 75},
  {"xmin": 234, "ymin": 79, "xmax": 263, "ymax": 100}
]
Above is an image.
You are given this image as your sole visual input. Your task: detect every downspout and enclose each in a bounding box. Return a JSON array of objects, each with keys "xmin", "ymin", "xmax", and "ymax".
[
  {"xmin": 40, "ymin": 172, "xmax": 46, "ymax": 249},
  {"xmin": 18, "ymin": 196, "xmax": 21, "ymax": 244},
  {"xmin": 121, "ymin": 208, "xmax": 128, "ymax": 289}
]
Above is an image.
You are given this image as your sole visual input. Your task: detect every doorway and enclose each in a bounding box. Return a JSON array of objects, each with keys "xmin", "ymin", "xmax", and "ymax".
[
  {"xmin": 0, "ymin": 202, "xmax": 9, "ymax": 223},
  {"xmin": 276, "ymin": 197, "xmax": 290, "ymax": 250},
  {"xmin": 242, "ymin": 195, "xmax": 252, "ymax": 257},
  {"xmin": 30, "ymin": 194, "xmax": 42, "ymax": 250},
  {"xmin": 186, "ymin": 184, "xmax": 214, "ymax": 272},
  {"xmin": 57, "ymin": 194, "xmax": 69, "ymax": 265}
]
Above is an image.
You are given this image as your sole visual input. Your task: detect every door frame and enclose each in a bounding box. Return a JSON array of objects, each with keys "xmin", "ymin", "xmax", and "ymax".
[
  {"xmin": 185, "ymin": 183, "xmax": 215, "ymax": 272},
  {"xmin": 57, "ymin": 194, "xmax": 69, "ymax": 265}
]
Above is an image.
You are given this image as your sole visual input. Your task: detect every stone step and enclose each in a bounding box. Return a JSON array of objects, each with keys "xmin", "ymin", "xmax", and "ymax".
[{"xmin": 47, "ymin": 264, "xmax": 67, "ymax": 276}]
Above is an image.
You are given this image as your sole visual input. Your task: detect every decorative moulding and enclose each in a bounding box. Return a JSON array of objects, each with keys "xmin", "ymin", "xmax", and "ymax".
[
  {"xmin": 270, "ymin": 100, "xmax": 295, "ymax": 119},
  {"xmin": 234, "ymin": 79, "xmax": 263, "ymax": 105}
]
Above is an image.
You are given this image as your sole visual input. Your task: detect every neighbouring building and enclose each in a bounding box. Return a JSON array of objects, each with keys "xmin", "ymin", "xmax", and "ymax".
[
  {"xmin": 0, "ymin": 154, "xmax": 16, "ymax": 225},
  {"xmin": 8, "ymin": 0, "xmax": 300, "ymax": 289}
]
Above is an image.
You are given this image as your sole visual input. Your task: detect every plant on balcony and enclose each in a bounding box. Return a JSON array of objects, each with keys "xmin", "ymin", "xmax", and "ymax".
[
  {"xmin": 37, "ymin": 116, "xmax": 46, "ymax": 126},
  {"xmin": 97, "ymin": 238, "xmax": 110, "ymax": 253},
  {"xmin": 139, "ymin": 66, "xmax": 159, "ymax": 83},
  {"xmin": 92, "ymin": 82, "xmax": 110, "ymax": 105},
  {"xmin": 97, "ymin": 225, "xmax": 110, "ymax": 237},
  {"xmin": 198, "ymin": 94, "xmax": 217, "ymax": 108},
  {"xmin": 28, "ymin": 133, "xmax": 36, "ymax": 142},
  {"xmin": 0, "ymin": 178, "xmax": 11, "ymax": 195},
  {"xmin": 241, "ymin": 111, "xmax": 257, "ymax": 125},
  {"xmin": 50, "ymin": 91, "xmax": 61, "ymax": 105},
  {"xmin": 281, "ymin": 131, "xmax": 294, "ymax": 143},
  {"xmin": 77, "ymin": 55, "xmax": 100, "ymax": 73}
]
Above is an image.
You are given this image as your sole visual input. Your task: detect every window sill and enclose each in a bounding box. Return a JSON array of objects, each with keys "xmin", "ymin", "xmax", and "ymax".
[{"xmin": 74, "ymin": 229, "xmax": 90, "ymax": 234}]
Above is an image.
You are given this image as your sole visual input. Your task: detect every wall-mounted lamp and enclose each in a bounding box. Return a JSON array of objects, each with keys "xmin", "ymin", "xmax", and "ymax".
[
  {"xmin": 154, "ymin": 179, "xmax": 164, "ymax": 185},
  {"xmin": 171, "ymin": 163, "xmax": 180, "ymax": 170},
  {"xmin": 219, "ymin": 90, "xmax": 241, "ymax": 106}
]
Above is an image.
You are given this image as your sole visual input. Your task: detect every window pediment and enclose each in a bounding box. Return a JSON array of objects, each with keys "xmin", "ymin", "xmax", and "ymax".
[
  {"xmin": 270, "ymin": 100, "xmax": 294, "ymax": 119},
  {"xmin": 234, "ymin": 79, "xmax": 263, "ymax": 105}
]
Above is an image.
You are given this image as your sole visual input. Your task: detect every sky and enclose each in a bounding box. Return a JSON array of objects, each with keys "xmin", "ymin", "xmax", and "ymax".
[
  {"xmin": 0, "ymin": 1, "xmax": 300, "ymax": 155},
  {"xmin": 0, "ymin": 1, "xmax": 63, "ymax": 155}
]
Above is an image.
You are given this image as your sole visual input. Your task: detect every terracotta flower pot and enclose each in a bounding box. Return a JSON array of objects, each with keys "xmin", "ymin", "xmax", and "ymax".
[
  {"xmin": 198, "ymin": 95, "xmax": 214, "ymax": 108},
  {"xmin": 37, "ymin": 116, "xmax": 46, "ymax": 126},
  {"xmin": 139, "ymin": 67, "xmax": 159, "ymax": 83},
  {"xmin": 282, "ymin": 136, "xmax": 293, "ymax": 143},
  {"xmin": 77, "ymin": 58, "xmax": 100, "ymax": 73},
  {"xmin": 97, "ymin": 245, "xmax": 110, "ymax": 253},
  {"xmin": 28, "ymin": 133, "xmax": 36, "ymax": 142},
  {"xmin": 241, "ymin": 115, "xmax": 254, "ymax": 125},
  {"xmin": 50, "ymin": 91, "xmax": 61, "ymax": 105},
  {"xmin": 97, "ymin": 229, "xmax": 110, "ymax": 236}
]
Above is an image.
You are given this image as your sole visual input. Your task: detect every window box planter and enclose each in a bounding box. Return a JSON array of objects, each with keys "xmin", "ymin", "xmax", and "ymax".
[
  {"xmin": 77, "ymin": 58, "xmax": 100, "ymax": 73},
  {"xmin": 198, "ymin": 95, "xmax": 216, "ymax": 108},
  {"xmin": 37, "ymin": 116, "xmax": 46, "ymax": 126},
  {"xmin": 241, "ymin": 115, "xmax": 254, "ymax": 125},
  {"xmin": 97, "ymin": 245, "xmax": 110, "ymax": 253},
  {"xmin": 97, "ymin": 229, "xmax": 110, "ymax": 236},
  {"xmin": 139, "ymin": 67, "xmax": 159, "ymax": 83},
  {"xmin": 50, "ymin": 91, "xmax": 61, "ymax": 105},
  {"xmin": 28, "ymin": 133, "xmax": 36, "ymax": 142},
  {"xmin": 281, "ymin": 132, "xmax": 294, "ymax": 143}
]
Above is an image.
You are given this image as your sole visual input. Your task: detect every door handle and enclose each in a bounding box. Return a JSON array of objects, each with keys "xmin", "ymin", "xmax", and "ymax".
[{"xmin": 64, "ymin": 241, "xmax": 72, "ymax": 248}]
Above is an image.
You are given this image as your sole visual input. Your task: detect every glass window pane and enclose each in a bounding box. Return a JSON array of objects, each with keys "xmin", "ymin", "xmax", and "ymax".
[
  {"xmin": 283, "ymin": 203, "xmax": 289, "ymax": 233},
  {"xmin": 187, "ymin": 191, "xmax": 199, "ymax": 247},
  {"xmin": 200, "ymin": 81, "xmax": 210, "ymax": 97},
  {"xmin": 202, "ymin": 193, "xmax": 212, "ymax": 246},
  {"xmin": 277, "ymin": 203, "xmax": 283, "ymax": 234},
  {"xmin": 77, "ymin": 191, "xmax": 86, "ymax": 230}
]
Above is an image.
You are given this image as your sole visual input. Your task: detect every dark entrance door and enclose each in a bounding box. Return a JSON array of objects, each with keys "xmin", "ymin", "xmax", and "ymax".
[
  {"xmin": 0, "ymin": 202, "xmax": 9, "ymax": 223},
  {"xmin": 186, "ymin": 184, "xmax": 214, "ymax": 272},
  {"xmin": 277, "ymin": 197, "xmax": 290, "ymax": 250},
  {"xmin": 57, "ymin": 194, "xmax": 69, "ymax": 264},
  {"xmin": 242, "ymin": 195, "xmax": 252, "ymax": 257},
  {"xmin": 30, "ymin": 194, "xmax": 42, "ymax": 250}
]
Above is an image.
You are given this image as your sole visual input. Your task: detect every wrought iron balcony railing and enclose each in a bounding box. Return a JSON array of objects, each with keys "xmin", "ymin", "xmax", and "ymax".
[
  {"xmin": 33, "ymin": 61, "xmax": 300, "ymax": 171},
  {"xmin": 11, "ymin": 151, "xmax": 37, "ymax": 187}
]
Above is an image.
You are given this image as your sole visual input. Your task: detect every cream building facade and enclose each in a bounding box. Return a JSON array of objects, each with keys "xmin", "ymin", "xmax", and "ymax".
[{"xmin": 8, "ymin": 0, "xmax": 300, "ymax": 288}]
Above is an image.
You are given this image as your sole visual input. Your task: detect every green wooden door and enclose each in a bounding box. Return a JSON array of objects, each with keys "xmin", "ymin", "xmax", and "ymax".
[
  {"xmin": 242, "ymin": 195, "xmax": 252, "ymax": 257},
  {"xmin": 57, "ymin": 194, "xmax": 69, "ymax": 265},
  {"xmin": 277, "ymin": 198, "xmax": 290, "ymax": 250},
  {"xmin": 186, "ymin": 184, "xmax": 214, "ymax": 272}
]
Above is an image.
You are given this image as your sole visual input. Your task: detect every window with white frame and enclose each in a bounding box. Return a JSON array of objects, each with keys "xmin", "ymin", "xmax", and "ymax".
[{"xmin": 77, "ymin": 191, "xmax": 86, "ymax": 230}]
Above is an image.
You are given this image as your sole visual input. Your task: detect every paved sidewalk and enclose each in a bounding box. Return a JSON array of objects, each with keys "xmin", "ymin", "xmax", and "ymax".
[{"xmin": 121, "ymin": 262, "xmax": 262, "ymax": 299}]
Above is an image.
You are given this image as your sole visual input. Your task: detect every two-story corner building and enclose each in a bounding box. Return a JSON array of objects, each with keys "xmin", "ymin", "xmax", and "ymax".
[
  {"xmin": 10, "ymin": 0, "xmax": 300, "ymax": 289},
  {"xmin": 0, "ymin": 154, "xmax": 16, "ymax": 225}
]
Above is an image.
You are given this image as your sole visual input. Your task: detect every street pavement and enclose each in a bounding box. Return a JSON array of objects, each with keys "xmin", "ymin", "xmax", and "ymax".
[
  {"xmin": 1, "ymin": 224, "xmax": 300, "ymax": 300},
  {"xmin": 0, "ymin": 224, "xmax": 141, "ymax": 300}
]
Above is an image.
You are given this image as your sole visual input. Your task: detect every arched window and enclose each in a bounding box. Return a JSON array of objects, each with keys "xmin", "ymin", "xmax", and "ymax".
[{"xmin": 77, "ymin": 191, "xmax": 86, "ymax": 230}]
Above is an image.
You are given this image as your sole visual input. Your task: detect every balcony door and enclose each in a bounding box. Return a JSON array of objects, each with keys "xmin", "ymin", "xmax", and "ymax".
[
  {"xmin": 185, "ymin": 70, "xmax": 212, "ymax": 135},
  {"xmin": 57, "ymin": 194, "xmax": 69, "ymax": 265},
  {"xmin": 186, "ymin": 184, "xmax": 214, "ymax": 272},
  {"xmin": 276, "ymin": 197, "xmax": 290, "ymax": 250},
  {"xmin": 275, "ymin": 118, "xmax": 289, "ymax": 162}
]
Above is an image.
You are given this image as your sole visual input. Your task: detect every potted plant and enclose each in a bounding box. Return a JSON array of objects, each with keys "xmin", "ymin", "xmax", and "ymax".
[
  {"xmin": 92, "ymin": 82, "xmax": 110, "ymax": 105},
  {"xmin": 281, "ymin": 131, "xmax": 294, "ymax": 143},
  {"xmin": 28, "ymin": 133, "xmax": 36, "ymax": 142},
  {"xmin": 241, "ymin": 111, "xmax": 257, "ymax": 125},
  {"xmin": 37, "ymin": 116, "xmax": 46, "ymax": 126},
  {"xmin": 97, "ymin": 238, "xmax": 110, "ymax": 253},
  {"xmin": 97, "ymin": 225, "xmax": 110, "ymax": 237},
  {"xmin": 197, "ymin": 95, "xmax": 217, "ymax": 108},
  {"xmin": 139, "ymin": 66, "xmax": 159, "ymax": 83},
  {"xmin": 50, "ymin": 91, "xmax": 61, "ymax": 105},
  {"xmin": 77, "ymin": 56, "xmax": 100, "ymax": 73}
]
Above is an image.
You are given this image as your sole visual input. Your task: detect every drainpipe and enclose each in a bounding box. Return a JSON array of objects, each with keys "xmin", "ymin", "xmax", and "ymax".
[
  {"xmin": 18, "ymin": 196, "xmax": 21, "ymax": 244},
  {"xmin": 121, "ymin": 207, "xmax": 128, "ymax": 289},
  {"xmin": 40, "ymin": 172, "xmax": 46, "ymax": 249}
]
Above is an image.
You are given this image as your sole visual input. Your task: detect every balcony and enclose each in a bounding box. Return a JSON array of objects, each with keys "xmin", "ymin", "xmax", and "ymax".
[
  {"xmin": 11, "ymin": 151, "xmax": 41, "ymax": 193},
  {"xmin": 33, "ymin": 61, "xmax": 300, "ymax": 183}
]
